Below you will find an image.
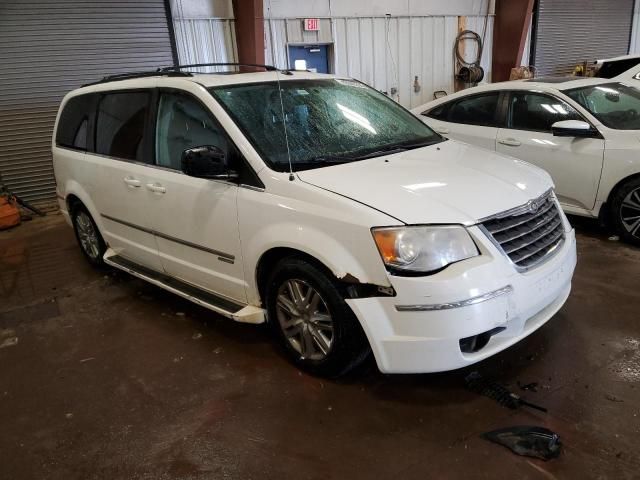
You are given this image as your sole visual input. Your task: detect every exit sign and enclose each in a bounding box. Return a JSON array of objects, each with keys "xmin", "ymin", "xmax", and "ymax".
[{"xmin": 304, "ymin": 18, "xmax": 319, "ymax": 31}]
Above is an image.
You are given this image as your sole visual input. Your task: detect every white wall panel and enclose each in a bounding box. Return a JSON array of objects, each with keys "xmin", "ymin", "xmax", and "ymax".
[
  {"xmin": 173, "ymin": 19, "xmax": 238, "ymax": 71},
  {"xmin": 265, "ymin": 0, "xmax": 494, "ymax": 17},
  {"xmin": 521, "ymin": 17, "xmax": 532, "ymax": 66},
  {"xmin": 265, "ymin": 14, "xmax": 492, "ymax": 108},
  {"xmin": 465, "ymin": 15, "xmax": 493, "ymax": 80},
  {"xmin": 170, "ymin": 0, "xmax": 495, "ymax": 108},
  {"xmin": 170, "ymin": 0, "xmax": 233, "ymax": 19},
  {"xmin": 631, "ymin": 0, "xmax": 640, "ymax": 54}
]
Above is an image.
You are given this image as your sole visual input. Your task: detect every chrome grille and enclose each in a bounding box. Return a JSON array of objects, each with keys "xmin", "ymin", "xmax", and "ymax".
[{"xmin": 481, "ymin": 190, "xmax": 565, "ymax": 271}]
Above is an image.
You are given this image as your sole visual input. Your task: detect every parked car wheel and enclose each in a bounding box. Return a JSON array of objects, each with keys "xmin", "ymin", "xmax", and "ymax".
[
  {"xmin": 265, "ymin": 257, "xmax": 371, "ymax": 377},
  {"xmin": 611, "ymin": 177, "xmax": 640, "ymax": 246},
  {"xmin": 72, "ymin": 206, "xmax": 106, "ymax": 266}
]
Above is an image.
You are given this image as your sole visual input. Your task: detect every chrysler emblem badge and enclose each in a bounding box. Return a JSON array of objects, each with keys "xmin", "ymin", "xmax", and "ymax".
[{"xmin": 527, "ymin": 200, "xmax": 539, "ymax": 214}]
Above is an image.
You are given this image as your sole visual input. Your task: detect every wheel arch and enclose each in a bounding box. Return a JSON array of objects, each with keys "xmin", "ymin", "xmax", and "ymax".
[
  {"xmin": 255, "ymin": 247, "xmax": 339, "ymax": 304},
  {"xmin": 254, "ymin": 245, "xmax": 394, "ymax": 309},
  {"xmin": 61, "ymin": 180, "xmax": 104, "ymax": 233},
  {"xmin": 602, "ymin": 172, "xmax": 640, "ymax": 222}
]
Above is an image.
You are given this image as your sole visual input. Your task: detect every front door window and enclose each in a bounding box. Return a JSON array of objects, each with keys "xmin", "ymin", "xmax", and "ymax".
[
  {"xmin": 508, "ymin": 92, "xmax": 582, "ymax": 132},
  {"xmin": 155, "ymin": 92, "xmax": 230, "ymax": 170}
]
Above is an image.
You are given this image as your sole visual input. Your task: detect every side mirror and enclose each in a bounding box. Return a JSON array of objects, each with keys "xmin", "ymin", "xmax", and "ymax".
[
  {"xmin": 551, "ymin": 120, "xmax": 600, "ymax": 138},
  {"xmin": 181, "ymin": 146, "xmax": 238, "ymax": 180}
]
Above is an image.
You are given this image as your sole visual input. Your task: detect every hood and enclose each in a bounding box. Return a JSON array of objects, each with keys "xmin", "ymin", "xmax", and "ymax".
[{"xmin": 297, "ymin": 140, "xmax": 553, "ymax": 225}]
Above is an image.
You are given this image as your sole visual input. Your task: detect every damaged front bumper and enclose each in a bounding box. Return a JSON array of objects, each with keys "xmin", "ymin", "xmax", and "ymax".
[{"xmin": 346, "ymin": 225, "xmax": 577, "ymax": 374}]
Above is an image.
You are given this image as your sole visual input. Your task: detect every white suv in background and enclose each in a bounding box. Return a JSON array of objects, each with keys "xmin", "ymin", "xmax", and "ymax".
[
  {"xmin": 413, "ymin": 78, "xmax": 640, "ymax": 245},
  {"xmin": 53, "ymin": 66, "xmax": 576, "ymax": 376}
]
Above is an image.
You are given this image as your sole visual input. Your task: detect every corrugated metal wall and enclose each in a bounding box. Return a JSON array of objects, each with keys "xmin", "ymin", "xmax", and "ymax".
[
  {"xmin": 0, "ymin": 0, "xmax": 175, "ymax": 206},
  {"xmin": 533, "ymin": 0, "xmax": 635, "ymax": 76},
  {"xmin": 264, "ymin": 15, "xmax": 493, "ymax": 108},
  {"xmin": 631, "ymin": 0, "xmax": 640, "ymax": 54},
  {"xmin": 173, "ymin": 18, "xmax": 238, "ymax": 70}
]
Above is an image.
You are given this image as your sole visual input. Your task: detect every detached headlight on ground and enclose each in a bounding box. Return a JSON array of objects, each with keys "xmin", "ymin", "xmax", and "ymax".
[{"xmin": 372, "ymin": 226, "xmax": 479, "ymax": 274}]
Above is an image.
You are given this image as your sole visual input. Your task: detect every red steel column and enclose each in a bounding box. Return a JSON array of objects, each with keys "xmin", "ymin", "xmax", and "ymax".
[
  {"xmin": 232, "ymin": 0, "xmax": 265, "ymax": 65},
  {"xmin": 492, "ymin": 0, "xmax": 535, "ymax": 82}
]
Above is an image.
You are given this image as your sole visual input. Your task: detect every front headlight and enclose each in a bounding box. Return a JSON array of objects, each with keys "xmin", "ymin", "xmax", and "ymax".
[{"xmin": 372, "ymin": 226, "xmax": 479, "ymax": 274}]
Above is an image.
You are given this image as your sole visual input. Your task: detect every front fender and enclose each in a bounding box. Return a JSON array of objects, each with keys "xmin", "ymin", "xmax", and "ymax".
[{"xmin": 243, "ymin": 221, "xmax": 392, "ymax": 305}]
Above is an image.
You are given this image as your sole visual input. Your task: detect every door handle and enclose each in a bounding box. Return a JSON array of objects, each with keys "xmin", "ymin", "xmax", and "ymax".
[
  {"xmin": 498, "ymin": 138, "xmax": 522, "ymax": 147},
  {"xmin": 123, "ymin": 177, "xmax": 141, "ymax": 188},
  {"xmin": 435, "ymin": 127, "xmax": 450, "ymax": 134},
  {"xmin": 146, "ymin": 183, "xmax": 166, "ymax": 194}
]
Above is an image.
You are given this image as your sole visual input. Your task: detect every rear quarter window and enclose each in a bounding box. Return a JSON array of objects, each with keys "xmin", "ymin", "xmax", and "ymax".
[
  {"xmin": 423, "ymin": 92, "xmax": 502, "ymax": 127},
  {"xmin": 423, "ymin": 102, "xmax": 450, "ymax": 120},
  {"xmin": 56, "ymin": 94, "xmax": 98, "ymax": 150}
]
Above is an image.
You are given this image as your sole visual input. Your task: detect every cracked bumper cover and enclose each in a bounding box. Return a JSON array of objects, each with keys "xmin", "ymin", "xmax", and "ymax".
[{"xmin": 346, "ymin": 226, "xmax": 577, "ymax": 374}]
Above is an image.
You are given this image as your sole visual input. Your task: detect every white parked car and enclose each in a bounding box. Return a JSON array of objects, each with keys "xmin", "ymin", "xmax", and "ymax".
[
  {"xmin": 412, "ymin": 77, "xmax": 640, "ymax": 245},
  {"xmin": 595, "ymin": 54, "xmax": 640, "ymax": 79},
  {"xmin": 614, "ymin": 65, "xmax": 640, "ymax": 83},
  {"xmin": 53, "ymin": 66, "xmax": 576, "ymax": 376}
]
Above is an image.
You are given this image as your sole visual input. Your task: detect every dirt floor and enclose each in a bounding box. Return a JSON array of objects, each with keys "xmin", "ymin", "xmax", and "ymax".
[{"xmin": 1, "ymin": 213, "xmax": 639, "ymax": 479}]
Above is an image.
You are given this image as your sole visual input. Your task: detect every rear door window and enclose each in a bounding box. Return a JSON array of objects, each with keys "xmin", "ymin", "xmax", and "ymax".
[
  {"xmin": 56, "ymin": 94, "xmax": 98, "ymax": 150},
  {"xmin": 96, "ymin": 92, "xmax": 150, "ymax": 161},
  {"xmin": 446, "ymin": 93, "xmax": 502, "ymax": 127}
]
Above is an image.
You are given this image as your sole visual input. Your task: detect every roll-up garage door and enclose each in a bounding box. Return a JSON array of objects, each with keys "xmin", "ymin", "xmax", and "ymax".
[
  {"xmin": 0, "ymin": 0, "xmax": 177, "ymax": 207},
  {"xmin": 533, "ymin": 0, "xmax": 635, "ymax": 76}
]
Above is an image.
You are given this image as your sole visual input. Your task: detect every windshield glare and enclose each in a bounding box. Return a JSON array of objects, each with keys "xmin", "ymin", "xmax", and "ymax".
[
  {"xmin": 210, "ymin": 79, "xmax": 441, "ymax": 171},
  {"xmin": 565, "ymin": 83, "xmax": 640, "ymax": 130}
]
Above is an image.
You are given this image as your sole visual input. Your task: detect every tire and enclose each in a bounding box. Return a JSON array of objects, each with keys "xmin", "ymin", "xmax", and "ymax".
[
  {"xmin": 264, "ymin": 257, "xmax": 371, "ymax": 377},
  {"xmin": 71, "ymin": 206, "xmax": 106, "ymax": 266},
  {"xmin": 610, "ymin": 177, "xmax": 640, "ymax": 246}
]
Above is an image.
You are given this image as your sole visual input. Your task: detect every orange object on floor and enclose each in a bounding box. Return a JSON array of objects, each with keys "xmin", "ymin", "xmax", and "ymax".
[{"xmin": 0, "ymin": 195, "xmax": 21, "ymax": 230}]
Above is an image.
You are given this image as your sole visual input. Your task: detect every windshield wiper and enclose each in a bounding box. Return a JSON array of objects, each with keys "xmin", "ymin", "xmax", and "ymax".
[
  {"xmin": 347, "ymin": 138, "xmax": 444, "ymax": 161},
  {"xmin": 305, "ymin": 155, "xmax": 355, "ymax": 164},
  {"xmin": 274, "ymin": 139, "xmax": 444, "ymax": 171},
  {"xmin": 280, "ymin": 155, "xmax": 354, "ymax": 171}
]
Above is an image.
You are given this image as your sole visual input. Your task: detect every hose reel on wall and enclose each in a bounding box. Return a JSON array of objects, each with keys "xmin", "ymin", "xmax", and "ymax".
[{"xmin": 455, "ymin": 30, "xmax": 485, "ymax": 86}]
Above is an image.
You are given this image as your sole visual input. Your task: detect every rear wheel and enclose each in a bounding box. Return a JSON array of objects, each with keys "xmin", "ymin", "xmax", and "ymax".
[
  {"xmin": 610, "ymin": 177, "xmax": 640, "ymax": 246},
  {"xmin": 265, "ymin": 257, "xmax": 371, "ymax": 377},
  {"xmin": 72, "ymin": 207, "xmax": 106, "ymax": 266}
]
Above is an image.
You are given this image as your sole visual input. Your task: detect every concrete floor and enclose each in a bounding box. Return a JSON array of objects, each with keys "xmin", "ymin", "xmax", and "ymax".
[{"xmin": 1, "ymin": 214, "xmax": 639, "ymax": 479}]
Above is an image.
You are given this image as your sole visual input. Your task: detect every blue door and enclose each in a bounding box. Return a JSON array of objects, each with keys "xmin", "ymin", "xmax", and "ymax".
[{"xmin": 288, "ymin": 45, "xmax": 329, "ymax": 73}]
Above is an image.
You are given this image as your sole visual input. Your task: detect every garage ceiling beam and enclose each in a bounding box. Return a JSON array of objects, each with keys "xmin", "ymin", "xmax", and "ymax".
[
  {"xmin": 492, "ymin": 0, "xmax": 535, "ymax": 82},
  {"xmin": 232, "ymin": 0, "xmax": 265, "ymax": 66}
]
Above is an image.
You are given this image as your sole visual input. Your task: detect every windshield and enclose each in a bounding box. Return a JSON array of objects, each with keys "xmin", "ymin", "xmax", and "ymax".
[
  {"xmin": 565, "ymin": 83, "xmax": 640, "ymax": 130},
  {"xmin": 209, "ymin": 79, "xmax": 442, "ymax": 171}
]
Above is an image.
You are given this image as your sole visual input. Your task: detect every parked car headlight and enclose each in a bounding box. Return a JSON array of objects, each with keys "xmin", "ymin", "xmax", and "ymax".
[{"xmin": 372, "ymin": 226, "xmax": 479, "ymax": 274}]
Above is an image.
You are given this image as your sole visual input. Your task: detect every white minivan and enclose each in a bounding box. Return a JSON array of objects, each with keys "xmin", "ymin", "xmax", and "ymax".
[{"xmin": 53, "ymin": 65, "xmax": 576, "ymax": 376}]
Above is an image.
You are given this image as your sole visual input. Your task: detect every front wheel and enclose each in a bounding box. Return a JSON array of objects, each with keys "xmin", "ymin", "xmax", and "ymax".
[
  {"xmin": 265, "ymin": 257, "xmax": 371, "ymax": 377},
  {"xmin": 72, "ymin": 207, "xmax": 106, "ymax": 266},
  {"xmin": 610, "ymin": 177, "xmax": 640, "ymax": 246}
]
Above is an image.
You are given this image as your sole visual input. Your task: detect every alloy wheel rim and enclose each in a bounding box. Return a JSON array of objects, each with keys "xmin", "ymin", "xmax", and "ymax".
[
  {"xmin": 620, "ymin": 187, "xmax": 640, "ymax": 239},
  {"xmin": 275, "ymin": 279, "xmax": 334, "ymax": 360},
  {"xmin": 76, "ymin": 212, "xmax": 100, "ymax": 259}
]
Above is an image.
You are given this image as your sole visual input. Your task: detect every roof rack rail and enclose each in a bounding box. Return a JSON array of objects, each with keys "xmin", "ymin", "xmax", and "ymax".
[
  {"xmin": 158, "ymin": 62, "xmax": 278, "ymax": 72},
  {"xmin": 82, "ymin": 70, "xmax": 192, "ymax": 87}
]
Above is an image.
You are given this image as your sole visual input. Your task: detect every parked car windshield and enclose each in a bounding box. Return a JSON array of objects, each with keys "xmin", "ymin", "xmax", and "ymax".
[
  {"xmin": 210, "ymin": 79, "xmax": 442, "ymax": 171},
  {"xmin": 565, "ymin": 83, "xmax": 640, "ymax": 130}
]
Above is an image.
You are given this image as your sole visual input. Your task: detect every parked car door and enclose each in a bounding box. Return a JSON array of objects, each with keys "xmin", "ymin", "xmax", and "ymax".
[
  {"xmin": 145, "ymin": 89, "xmax": 246, "ymax": 303},
  {"xmin": 418, "ymin": 92, "xmax": 503, "ymax": 151},
  {"xmin": 496, "ymin": 91, "xmax": 605, "ymax": 211},
  {"xmin": 91, "ymin": 90, "xmax": 163, "ymax": 271}
]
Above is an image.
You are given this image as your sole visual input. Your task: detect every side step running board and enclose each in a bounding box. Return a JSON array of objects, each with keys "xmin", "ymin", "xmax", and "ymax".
[{"xmin": 103, "ymin": 249, "xmax": 264, "ymax": 324}]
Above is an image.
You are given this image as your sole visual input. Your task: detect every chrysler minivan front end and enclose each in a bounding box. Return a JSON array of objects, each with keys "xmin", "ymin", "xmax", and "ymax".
[{"xmin": 350, "ymin": 192, "xmax": 576, "ymax": 373}]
